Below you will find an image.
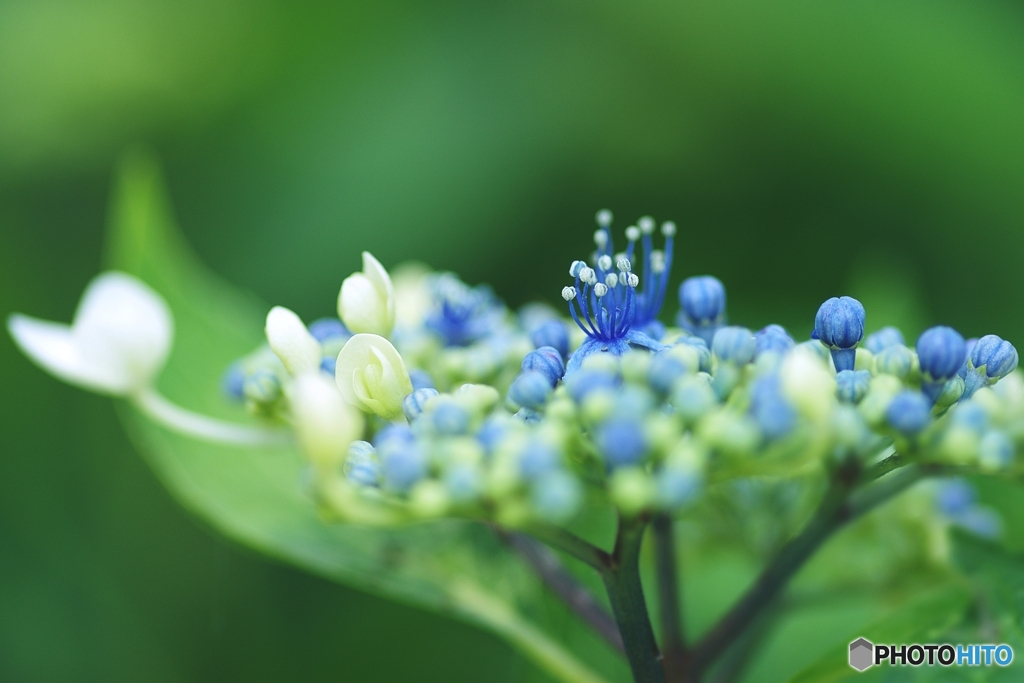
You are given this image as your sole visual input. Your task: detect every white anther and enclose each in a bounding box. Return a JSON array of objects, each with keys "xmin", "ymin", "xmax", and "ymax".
[
  {"xmin": 638, "ymin": 216, "xmax": 655, "ymax": 235},
  {"xmin": 625, "ymin": 226, "xmax": 641, "ymax": 242},
  {"xmin": 593, "ymin": 230, "xmax": 608, "ymax": 248},
  {"xmin": 661, "ymin": 221, "xmax": 677, "ymax": 237},
  {"xmin": 605, "ymin": 273, "xmax": 619, "ymax": 288},
  {"xmin": 598, "ymin": 254, "xmax": 612, "ymax": 271},
  {"xmin": 617, "ymin": 257, "xmax": 632, "ymax": 273},
  {"xmin": 651, "ymin": 250, "xmax": 666, "ymax": 274},
  {"xmin": 580, "ymin": 267, "xmax": 597, "ymax": 285},
  {"xmin": 627, "ymin": 273, "xmax": 640, "ymax": 288},
  {"xmin": 594, "ymin": 283, "xmax": 609, "ymax": 297},
  {"xmin": 569, "ymin": 260, "xmax": 586, "ymax": 278},
  {"xmin": 596, "ymin": 209, "xmax": 613, "ymax": 227},
  {"xmin": 562, "ymin": 286, "xmax": 577, "ymax": 301}
]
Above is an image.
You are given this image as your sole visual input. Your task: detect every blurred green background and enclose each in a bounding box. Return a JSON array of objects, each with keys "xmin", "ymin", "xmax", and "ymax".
[{"xmin": 4, "ymin": 1, "xmax": 1024, "ymax": 681}]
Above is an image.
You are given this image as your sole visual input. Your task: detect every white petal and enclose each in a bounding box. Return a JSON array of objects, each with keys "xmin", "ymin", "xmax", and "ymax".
[
  {"xmin": 8, "ymin": 271, "xmax": 173, "ymax": 395},
  {"xmin": 265, "ymin": 306, "xmax": 321, "ymax": 376},
  {"xmin": 291, "ymin": 373, "xmax": 364, "ymax": 468},
  {"xmin": 8, "ymin": 314, "xmax": 131, "ymax": 393},
  {"xmin": 335, "ymin": 333, "xmax": 412, "ymax": 419},
  {"xmin": 338, "ymin": 273, "xmax": 390, "ymax": 336},
  {"xmin": 72, "ymin": 272, "xmax": 173, "ymax": 391}
]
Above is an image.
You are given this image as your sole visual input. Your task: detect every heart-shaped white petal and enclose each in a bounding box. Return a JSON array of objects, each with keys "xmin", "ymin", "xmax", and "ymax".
[
  {"xmin": 335, "ymin": 333, "xmax": 412, "ymax": 419},
  {"xmin": 8, "ymin": 271, "xmax": 173, "ymax": 395}
]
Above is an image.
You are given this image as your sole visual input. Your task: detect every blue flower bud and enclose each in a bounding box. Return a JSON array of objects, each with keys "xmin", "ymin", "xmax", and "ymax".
[
  {"xmin": 676, "ymin": 336, "xmax": 712, "ymax": 372},
  {"xmin": 677, "ymin": 276, "xmax": 727, "ymax": 344},
  {"xmin": 409, "ymin": 369, "xmax": 436, "ymax": 390},
  {"xmin": 864, "ymin": 326, "xmax": 905, "ymax": 354},
  {"xmin": 749, "ymin": 374, "xmax": 797, "ymax": 439},
  {"xmin": 344, "ymin": 440, "xmax": 380, "ymax": 487},
  {"xmin": 875, "ymin": 344, "xmax": 913, "ymax": 379},
  {"xmin": 835, "ymin": 369, "xmax": 871, "ymax": 404},
  {"xmin": 754, "ymin": 324, "xmax": 794, "ymax": 358},
  {"xmin": 916, "ymin": 326, "xmax": 966, "ymax": 384},
  {"xmin": 243, "ymin": 369, "xmax": 282, "ymax": 405},
  {"xmin": 813, "ymin": 296, "xmax": 865, "ymax": 372},
  {"xmin": 597, "ymin": 418, "xmax": 648, "ymax": 467},
  {"xmin": 530, "ymin": 320, "xmax": 570, "ymax": 360},
  {"xmin": 530, "ymin": 470, "xmax": 582, "ymax": 522},
  {"xmin": 711, "ymin": 326, "xmax": 756, "ymax": 365},
  {"xmin": 655, "ymin": 467, "xmax": 701, "ymax": 510},
  {"xmin": 885, "ymin": 390, "xmax": 931, "ymax": 436},
  {"xmin": 431, "ymin": 399, "xmax": 471, "ymax": 435},
  {"xmin": 670, "ymin": 375, "xmax": 717, "ymax": 422},
  {"xmin": 222, "ymin": 361, "xmax": 246, "ymax": 400},
  {"xmin": 979, "ymin": 430, "xmax": 1014, "ymax": 471},
  {"xmin": 476, "ymin": 417, "xmax": 509, "ymax": 455},
  {"xmin": 444, "ymin": 464, "xmax": 482, "ymax": 503},
  {"xmin": 375, "ymin": 426, "xmax": 426, "ymax": 492},
  {"xmin": 508, "ymin": 370, "xmax": 554, "ymax": 410},
  {"xmin": 936, "ymin": 479, "xmax": 974, "ymax": 516},
  {"xmin": 519, "ymin": 438, "xmax": 560, "ymax": 479},
  {"xmin": 565, "ymin": 369, "xmax": 620, "ymax": 404},
  {"xmin": 964, "ymin": 334, "xmax": 1019, "ymax": 397},
  {"xmin": 951, "ymin": 401, "xmax": 988, "ymax": 433},
  {"xmin": 319, "ymin": 355, "xmax": 337, "ymax": 376},
  {"xmin": 308, "ymin": 317, "xmax": 350, "ymax": 342},
  {"xmin": 402, "ymin": 387, "xmax": 439, "ymax": 421},
  {"xmin": 648, "ymin": 350, "xmax": 689, "ymax": 395},
  {"xmin": 521, "ymin": 347, "xmax": 565, "ymax": 387}
]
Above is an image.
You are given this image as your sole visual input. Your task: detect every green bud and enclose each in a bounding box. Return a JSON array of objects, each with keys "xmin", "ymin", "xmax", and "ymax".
[
  {"xmin": 609, "ymin": 467, "xmax": 655, "ymax": 517},
  {"xmin": 620, "ymin": 350, "xmax": 652, "ymax": 384},
  {"xmin": 699, "ymin": 410, "xmax": 760, "ymax": 453},
  {"xmin": 410, "ymin": 480, "xmax": 450, "ymax": 518},
  {"xmin": 455, "ymin": 383, "xmax": 500, "ymax": 414},
  {"xmin": 581, "ymin": 389, "xmax": 616, "ymax": 424},
  {"xmin": 854, "ymin": 348, "xmax": 875, "ymax": 373},
  {"xmin": 938, "ymin": 426, "xmax": 979, "ymax": 464},
  {"xmin": 934, "ymin": 376, "xmax": 965, "ymax": 409}
]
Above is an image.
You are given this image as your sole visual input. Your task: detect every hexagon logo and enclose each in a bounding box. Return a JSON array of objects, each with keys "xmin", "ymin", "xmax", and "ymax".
[{"xmin": 849, "ymin": 638, "xmax": 874, "ymax": 672}]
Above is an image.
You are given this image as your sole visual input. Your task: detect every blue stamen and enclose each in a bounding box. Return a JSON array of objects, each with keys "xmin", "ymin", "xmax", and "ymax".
[{"xmin": 564, "ymin": 212, "xmax": 670, "ymax": 373}]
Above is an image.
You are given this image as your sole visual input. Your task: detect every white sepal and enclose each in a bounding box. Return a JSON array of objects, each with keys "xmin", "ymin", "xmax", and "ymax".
[
  {"xmin": 335, "ymin": 333, "xmax": 413, "ymax": 420},
  {"xmin": 265, "ymin": 306, "xmax": 322, "ymax": 376},
  {"xmin": 8, "ymin": 271, "xmax": 172, "ymax": 395},
  {"xmin": 291, "ymin": 373, "xmax": 364, "ymax": 468},
  {"xmin": 337, "ymin": 251, "xmax": 395, "ymax": 337}
]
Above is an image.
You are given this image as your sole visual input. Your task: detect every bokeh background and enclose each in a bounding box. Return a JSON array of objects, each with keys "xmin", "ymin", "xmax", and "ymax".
[{"xmin": 3, "ymin": 1, "xmax": 1024, "ymax": 681}]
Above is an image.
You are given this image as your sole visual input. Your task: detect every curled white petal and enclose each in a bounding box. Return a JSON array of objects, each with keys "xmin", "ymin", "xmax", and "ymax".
[
  {"xmin": 335, "ymin": 333, "xmax": 413, "ymax": 420},
  {"xmin": 8, "ymin": 271, "xmax": 172, "ymax": 395},
  {"xmin": 338, "ymin": 251, "xmax": 395, "ymax": 336},
  {"xmin": 291, "ymin": 373, "xmax": 364, "ymax": 468},
  {"xmin": 265, "ymin": 306, "xmax": 321, "ymax": 376}
]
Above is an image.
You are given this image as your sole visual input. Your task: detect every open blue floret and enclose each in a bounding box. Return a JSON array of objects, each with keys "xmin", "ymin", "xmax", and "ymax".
[
  {"xmin": 425, "ymin": 273, "xmax": 504, "ymax": 347},
  {"xmin": 563, "ymin": 211, "xmax": 669, "ymax": 373}
]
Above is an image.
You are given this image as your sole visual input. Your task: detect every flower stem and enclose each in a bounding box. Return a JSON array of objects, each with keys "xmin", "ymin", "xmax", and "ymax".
[
  {"xmin": 132, "ymin": 387, "xmax": 292, "ymax": 446},
  {"xmin": 601, "ymin": 517, "xmax": 666, "ymax": 683},
  {"xmin": 652, "ymin": 514, "xmax": 687, "ymax": 682}
]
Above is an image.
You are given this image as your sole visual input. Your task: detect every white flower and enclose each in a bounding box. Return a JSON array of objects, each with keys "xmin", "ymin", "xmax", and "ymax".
[
  {"xmin": 337, "ymin": 251, "xmax": 395, "ymax": 337},
  {"xmin": 335, "ymin": 333, "xmax": 412, "ymax": 420},
  {"xmin": 265, "ymin": 306, "xmax": 321, "ymax": 376},
  {"xmin": 7, "ymin": 271, "xmax": 172, "ymax": 395},
  {"xmin": 290, "ymin": 373, "xmax": 364, "ymax": 469}
]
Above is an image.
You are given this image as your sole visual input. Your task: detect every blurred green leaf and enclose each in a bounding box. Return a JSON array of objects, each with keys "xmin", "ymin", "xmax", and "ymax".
[
  {"xmin": 104, "ymin": 150, "xmax": 627, "ymax": 683},
  {"xmin": 784, "ymin": 583, "xmax": 970, "ymax": 683}
]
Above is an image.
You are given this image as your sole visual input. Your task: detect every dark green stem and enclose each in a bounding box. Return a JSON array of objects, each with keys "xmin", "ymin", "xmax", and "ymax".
[
  {"xmin": 602, "ymin": 517, "xmax": 666, "ymax": 683},
  {"xmin": 652, "ymin": 515, "xmax": 687, "ymax": 682},
  {"xmin": 690, "ymin": 462, "xmax": 930, "ymax": 677},
  {"xmin": 524, "ymin": 521, "xmax": 612, "ymax": 571}
]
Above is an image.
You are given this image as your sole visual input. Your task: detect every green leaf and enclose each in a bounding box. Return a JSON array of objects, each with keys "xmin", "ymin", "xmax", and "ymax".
[
  {"xmin": 104, "ymin": 149, "xmax": 626, "ymax": 683},
  {"xmin": 783, "ymin": 583, "xmax": 971, "ymax": 683}
]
